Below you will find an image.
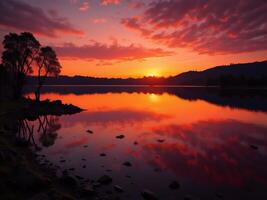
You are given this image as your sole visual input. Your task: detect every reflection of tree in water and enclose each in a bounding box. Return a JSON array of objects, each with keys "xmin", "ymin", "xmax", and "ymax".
[
  {"xmin": 16, "ymin": 115, "xmax": 61, "ymax": 149},
  {"xmin": 38, "ymin": 116, "xmax": 61, "ymax": 147},
  {"xmin": 16, "ymin": 118, "xmax": 36, "ymax": 147}
]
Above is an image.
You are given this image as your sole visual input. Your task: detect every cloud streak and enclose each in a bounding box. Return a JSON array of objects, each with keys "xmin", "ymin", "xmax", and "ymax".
[
  {"xmin": 0, "ymin": 0, "xmax": 83, "ymax": 37},
  {"xmin": 101, "ymin": 0, "xmax": 120, "ymax": 6},
  {"xmin": 122, "ymin": 0, "xmax": 267, "ymax": 54},
  {"xmin": 54, "ymin": 41, "xmax": 172, "ymax": 61}
]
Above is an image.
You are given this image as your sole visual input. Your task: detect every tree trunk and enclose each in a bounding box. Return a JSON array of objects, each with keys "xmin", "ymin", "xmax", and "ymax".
[{"xmin": 35, "ymin": 85, "xmax": 41, "ymax": 102}]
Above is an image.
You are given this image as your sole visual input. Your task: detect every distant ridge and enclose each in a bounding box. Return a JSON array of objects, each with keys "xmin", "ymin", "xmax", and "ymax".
[{"xmin": 27, "ymin": 60, "xmax": 267, "ymax": 87}]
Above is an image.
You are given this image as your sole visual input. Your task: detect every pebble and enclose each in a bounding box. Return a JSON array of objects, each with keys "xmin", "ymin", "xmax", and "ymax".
[
  {"xmin": 123, "ymin": 161, "xmax": 132, "ymax": 167},
  {"xmin": 114, "ymin": 185, "xmax": 124, "ymax": 193},
  {"xmin": 169, "ymin": 181, "xmax": 180, "ymax": 190},
  {"xmin": 98, "ymin": 175, "xmax": 113, "ymax": 185},
  {"xmin": 250, "ymin": 145, "xmax": 258, "ymax": 150},
  {"xmin": 141, "ymin": 189, "xmax": 158, "ymax": 200},
  {"xmin": 116, "ymin": 135, "xmax": 125, "ymax": 139},
  {"xmin": 86, "ymin": 129, "xmax": 94, "ymax": 134}
]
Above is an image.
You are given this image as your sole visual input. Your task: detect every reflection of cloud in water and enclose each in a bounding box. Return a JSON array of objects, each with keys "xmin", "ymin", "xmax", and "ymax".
[
  {"xmin": 64, "ymin": 136, "xmax": 89, "ymax": 149},
  {"xmin": 141, "ymin": 120, "xmax": 267, "ymax": 187},
  {"xmin": 60, "ymin": 108, "xmax": 170, "ymax": 128}
]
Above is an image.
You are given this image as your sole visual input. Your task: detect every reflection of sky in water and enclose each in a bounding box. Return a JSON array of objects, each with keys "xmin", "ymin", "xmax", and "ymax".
[{"xmin": 28, "ymin": 91, "xmax": 267, "ymax": 199}]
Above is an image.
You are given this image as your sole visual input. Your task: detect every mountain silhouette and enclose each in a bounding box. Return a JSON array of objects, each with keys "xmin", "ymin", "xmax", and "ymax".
[{"xmin": 26, "ymin": 60, "xmax": 267, "ymax": 86}]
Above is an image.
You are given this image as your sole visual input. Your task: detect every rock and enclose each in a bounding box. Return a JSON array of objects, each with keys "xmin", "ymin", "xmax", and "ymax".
[
  {"xmin": 134, "ymin": 141, "xmax": 138, "ymax": 145},
  {"xmin": 83, "ymin": 145, "xmax": 88, "ymax": 148},
  {"xmin": 216, "ymin": 193, "xmax": 224, "ymax": 199},
  {"xmin": 114, "ymin": 185, "xmax": 124, "ymax": 193},
  {"xmin": 16, "ymin": 167, "xmax": 51, "ymax": 191},
  {"xmin": 250, "ymin": 145, "xmax": 258, "ymax": 150},
  {"xmin": 169, "ymin": 181, "xmax": 180, "ymax": 189},
  {"xmin": 62, "ymin": 170, "xmax": 68, "ymax": 175},
  {"xmin": 29, "ymin": 193, "xmax": 51, "ymax": 200},
  {"xmin": 60, "ymin": 160, "xmax": 66, "ymax": 163},
  {"xmin": 98, "ymin": 175, "xmax": 112, "ymax": 185},
  {"xmin": 75, "ymin": 175, "xmax": 84, "ymax": 180},
  {"xmin": 100, "ymin": 153, "xmax": 107, "ymax": 157},
  {"xmin": 157, "ymin": 139, "xmax": 165, "ymax": 143},
  {"xmin": 68, "ymin": 168, "xmax": 75, "ymax": 171},
  {"xmin": 106, "ymin": 190, "xmax": 113, "ymax": 194},
  {"xmin": 86, "ymin": 129, "xmax": 94, "ymax": 134},
  {"xmin": 123, "ymin": 161, "xmax": 132, "ymax": 167},
  {"xmin": 82, "ymin": 184, "xmax": 96, "ymax": 196},
  {"xmin": 141, "ymin": 190, "xmax": 158, "ymax": 200},
  {"xmin": 116, "ymin": 135, "xmax": 125, "ymax": 139},
  {"xmin": 60, "ymin": 175, "xmax": 77, "ymax": 187},
  {"xmin": 0, "ymin": 151, "xmax": 5, "ymax": 162},
  {"xmin": 53, "ymin": 100, "xmax": 62, "ymax": 105},
  {"xmin": 154, "ymin": 168, "xmax": 161, "ymax": 172},
  {"xmin": 93, "ymin": 182, "xmax": 101, "ymax": 188},
  {"xmin": 82, "ymin": 165, "xmax": 86, "ymax": 168}
]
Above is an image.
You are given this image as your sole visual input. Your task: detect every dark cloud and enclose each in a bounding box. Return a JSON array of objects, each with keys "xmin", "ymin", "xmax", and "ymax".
[
  {"xmin": 0, "ymin": 0, "xmax": 83, "ymax": 37},
  {"xmin": 122, "ymin": 0, "xmax": 267, "ymax": 54},
  {"xmin": 54, "ymin": 41, "xmax": 172, "ymax": 61}
]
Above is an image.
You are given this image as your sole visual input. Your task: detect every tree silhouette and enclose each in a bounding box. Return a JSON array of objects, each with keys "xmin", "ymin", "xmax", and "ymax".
[
  {"xmin": 35, "ymin": 46, "xmax": 61, "ymax": 101},
  {"xmin": 1, "ymin": 32, "xmax": 40, "ymax": 99}
]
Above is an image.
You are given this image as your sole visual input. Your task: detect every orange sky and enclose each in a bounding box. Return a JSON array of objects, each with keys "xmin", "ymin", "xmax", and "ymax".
[{"xmin": 0, "ymin": 0, "xmax": 267, "ymax": 78}]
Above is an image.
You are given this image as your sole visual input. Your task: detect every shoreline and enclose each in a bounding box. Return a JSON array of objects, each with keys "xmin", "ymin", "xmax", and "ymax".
[
  {"xmin": 0, "ymin": 129, "xmax": 83, "ymax": 200},
  {"xmin": 0, "ymin": 98, "xmax": 92, "ymax": 200}
]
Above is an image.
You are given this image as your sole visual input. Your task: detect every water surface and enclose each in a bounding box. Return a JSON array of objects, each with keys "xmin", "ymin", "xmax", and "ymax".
[{"xmin": 24, "ymin": 86, "xmax": 267, "ymax": 199}]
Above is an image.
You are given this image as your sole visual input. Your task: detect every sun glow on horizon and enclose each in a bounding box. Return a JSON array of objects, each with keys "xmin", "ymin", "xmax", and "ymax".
[{"xmin": 146, "ymin": 70, "xmax": 161, "ymax": 78}]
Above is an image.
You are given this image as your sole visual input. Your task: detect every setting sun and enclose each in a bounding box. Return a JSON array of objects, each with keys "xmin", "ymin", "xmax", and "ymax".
[{"xmin": 147, "ymin": 71, "xmax": 161, "ymax": 77}]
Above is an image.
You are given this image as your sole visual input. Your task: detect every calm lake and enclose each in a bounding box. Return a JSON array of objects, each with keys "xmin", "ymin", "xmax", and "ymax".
[{"xmin": 24, "ymin": 86, "xmax": 267, "ymax": 200}]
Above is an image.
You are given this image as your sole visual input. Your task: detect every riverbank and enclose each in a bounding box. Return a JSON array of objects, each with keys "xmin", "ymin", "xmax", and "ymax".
[
  {"xmin": 0, "ymin": 128, "xmax": 82, "ymax": 200},
  {"xmin": 0, "ymin": 98, "xmax": 91, "ymax": 200}
]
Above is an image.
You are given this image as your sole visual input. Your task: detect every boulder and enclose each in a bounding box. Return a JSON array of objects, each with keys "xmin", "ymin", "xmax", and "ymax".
[{"xmin": 98, "ymin": 175, "xmax": 112, "ymax": 185}]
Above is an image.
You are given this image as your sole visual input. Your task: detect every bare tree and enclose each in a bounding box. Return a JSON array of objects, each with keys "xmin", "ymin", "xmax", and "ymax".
[{"xmin": 35, "ymin": 46, "xmax": 61, "ymax": 101}]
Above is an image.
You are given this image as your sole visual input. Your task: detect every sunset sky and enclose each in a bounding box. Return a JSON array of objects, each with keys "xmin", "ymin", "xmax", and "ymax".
[{"xmin": 0, "ymin": 0, "xmax": 266, "ymax": 78}]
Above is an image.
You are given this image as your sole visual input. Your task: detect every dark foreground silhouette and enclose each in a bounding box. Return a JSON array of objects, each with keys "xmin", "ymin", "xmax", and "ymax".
[{"xmin": 26, "ymin": 60, "xmax": 267, "ymax": 87}]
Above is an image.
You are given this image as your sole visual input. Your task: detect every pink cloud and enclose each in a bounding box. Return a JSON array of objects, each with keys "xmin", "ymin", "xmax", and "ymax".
[
  {"xmin": 101, "ymin": 0, "xmax": 120, "ymax": 6},
  {"xmin": 54, "ymin": 41, "xmax": 172, "ymax": 61},
  {"xmin": 0, "ymin": 0, "xmax": 83, "ymax": 37},
  {"xmin": 122, "ymin": 0, "xmax": 267, "ymax": 54},
  {"xmin": 79, "ymin": 1, "xmax": 90, "ymax": 11},
  {"xmin": 121, "ymin": 17, "xmax": 152, "ymax": 36},
  {"xmin": 92, "ymin": 18, "xmax": 108, "ymax": 24}
]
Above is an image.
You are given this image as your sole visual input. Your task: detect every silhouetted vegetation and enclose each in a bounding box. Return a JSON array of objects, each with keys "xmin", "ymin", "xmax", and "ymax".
[
  {"xmin": 26, "ymin": 60, "xmax": 267, "ymax": 87},
  {"xmin": 0, "ymin": 32, "xmax": 61, "ymax": 100},
  {"xmin": 35, "ymin": 47, "xmax": 61, "ymax": 101}
]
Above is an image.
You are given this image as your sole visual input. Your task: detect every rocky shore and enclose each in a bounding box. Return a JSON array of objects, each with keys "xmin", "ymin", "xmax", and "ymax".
[{"xmin": 0, "ymin": 98, "xmax": 93, "ymax": 200}]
